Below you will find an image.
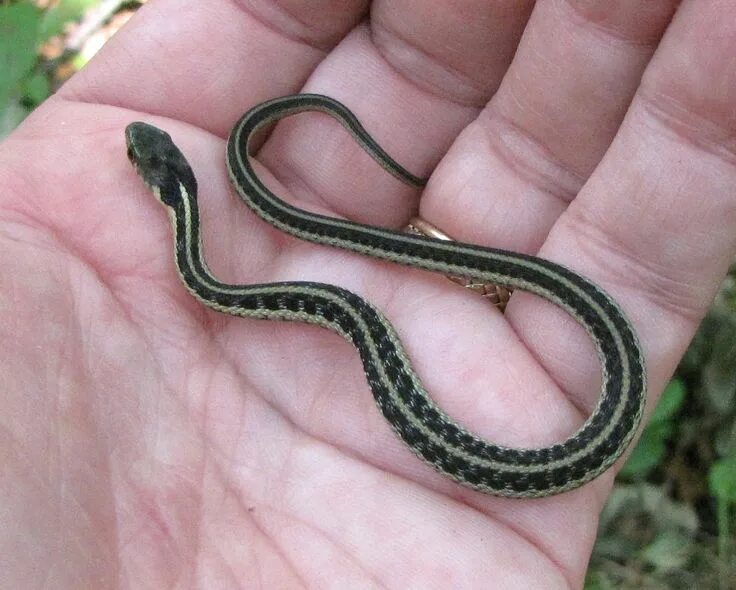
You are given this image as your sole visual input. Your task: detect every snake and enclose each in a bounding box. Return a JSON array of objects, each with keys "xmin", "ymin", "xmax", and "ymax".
[{"xmin": 125, "ymin": 93, "xmax": 646, "ymax": 498}]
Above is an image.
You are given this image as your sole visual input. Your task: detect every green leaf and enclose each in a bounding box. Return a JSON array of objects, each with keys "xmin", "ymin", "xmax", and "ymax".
[
  {"xmin": 0, "ymin": 99, "xmax": 30, "ymax": 141},
  {"xmin": 619, "ymin": 380, "xmax": 686, "ymax": 478},
  {"xmin": 709, "ymin": 455, "xmax": 736, "ymax": 502},
  {"xmin": 641, "ymin": 530, "xmax": 692, "ymax": 570},
  {"xmin": 0, "ymin": 2, "xmax": 43, "ymax": 108},
  {"xmin": 22, "ymin": 72, "xmax": 50, "ymax": 105},
  {"xmin": 620, "ymin": 428, "xmax": 667, "ymax": 478},
  {"xmin": 72, "ymin": 49, "xmax": 91, "ymax": 70},
  {"xmin": 39, "ymin": 0, "xmax": 100, "ymax": 41},
  {"xmin": 584, "ymin": 571, "xmax": 614, "ymax": 590},
  {"xmin": 651, "ymin": 379, "xmax": 687, "ymax": 423}
]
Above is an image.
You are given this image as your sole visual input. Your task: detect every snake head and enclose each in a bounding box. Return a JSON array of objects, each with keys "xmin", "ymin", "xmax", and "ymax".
[{"xmin": 125, "ymin": 122, "xmax": 198, "ymax": 207}]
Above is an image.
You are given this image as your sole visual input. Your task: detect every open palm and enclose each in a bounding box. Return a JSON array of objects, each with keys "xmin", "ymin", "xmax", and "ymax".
[{"xmin": 2, "ymin": 1, "xmax": 735, "ymax": 587}]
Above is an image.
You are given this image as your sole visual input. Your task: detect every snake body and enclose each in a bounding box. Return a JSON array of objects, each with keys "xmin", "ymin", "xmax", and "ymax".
[{"xmin": 125, "ymin": 94, "xmax": 646, "ymax": 498}]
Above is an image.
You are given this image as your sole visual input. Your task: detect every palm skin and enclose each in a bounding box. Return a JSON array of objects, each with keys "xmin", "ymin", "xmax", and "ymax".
[{"xmin": 1, "ymin": 1, "xmax": 735, "ymax": 588}]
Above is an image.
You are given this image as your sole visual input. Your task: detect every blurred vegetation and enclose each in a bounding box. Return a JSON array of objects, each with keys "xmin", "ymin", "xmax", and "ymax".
[
  {"xmin": 2, "ymin": 1, "xmax": 736, "ymax": 587},
  {"xmin": 0, "ymin": 0, "xmax": 137, "ymax": 138},
  {"xmin": 588, "ymin": 272, "xmax": 736, "ymax": 589}
]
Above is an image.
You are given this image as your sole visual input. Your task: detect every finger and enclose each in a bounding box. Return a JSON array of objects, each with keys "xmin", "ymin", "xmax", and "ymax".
[
  {"xmin": 517, "ymin": 0, "xmax": 736, "ymax": 422},
  {"xmin": 421, "ymin": 0, "xmax": 678, "ymax": 250},
  {"xmin": 257, "ymin": 0, "xmax": 534, "ymax": 228},
  {"xmin": 60, "ymin": 0, "xmax": 370, "ymax": 135}
]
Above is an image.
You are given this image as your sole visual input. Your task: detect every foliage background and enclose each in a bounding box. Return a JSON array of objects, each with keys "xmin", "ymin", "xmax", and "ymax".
[{"xmin": 2, "ymin": 1, "xmax": 736, "ymax": 587}]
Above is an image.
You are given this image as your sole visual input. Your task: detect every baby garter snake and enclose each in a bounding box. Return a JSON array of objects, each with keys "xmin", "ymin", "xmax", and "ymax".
[{"xmin": 125, "ymin": 93, "xmax": 646, "ymax": 498}]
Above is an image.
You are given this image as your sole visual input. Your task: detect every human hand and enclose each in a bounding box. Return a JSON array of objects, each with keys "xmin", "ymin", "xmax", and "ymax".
[{"xmin": 1, "ymin": 1, "xmax": 734, "ymax": 587}]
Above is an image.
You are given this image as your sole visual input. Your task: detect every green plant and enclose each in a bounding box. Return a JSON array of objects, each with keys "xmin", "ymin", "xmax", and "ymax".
[
  {"xmin": 587, "ymin": 267, "xmax": 736, "ymax": 588},
  {"xmin": 0, "ymin": 0, "xmax": 99, "ymax": 138}
]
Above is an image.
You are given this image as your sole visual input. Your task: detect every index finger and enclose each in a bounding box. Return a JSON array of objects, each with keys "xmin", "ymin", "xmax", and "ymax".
[{"xmin": 59, "ymin": 0, "xmax": 370, "ymax": 135}]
